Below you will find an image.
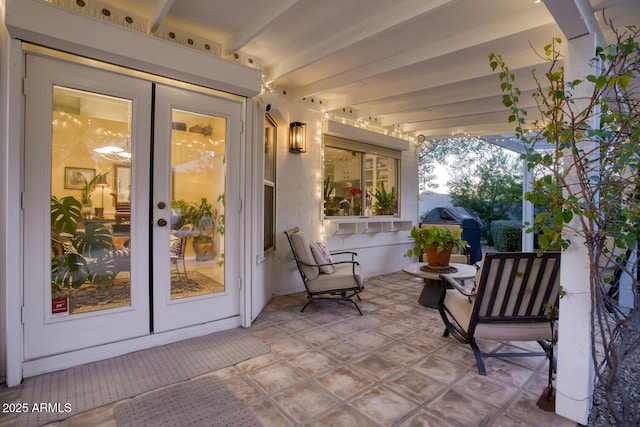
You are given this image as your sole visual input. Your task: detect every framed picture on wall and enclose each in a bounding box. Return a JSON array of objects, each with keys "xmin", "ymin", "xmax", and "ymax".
[{"xmin": 64, "ymin": 167, "xmax": 95, "ymax": 190}]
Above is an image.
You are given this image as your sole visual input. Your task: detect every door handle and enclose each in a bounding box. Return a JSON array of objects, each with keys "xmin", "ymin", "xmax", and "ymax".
[{"xmin": 157, "ymin": 218, "xmax": 168, "ymax": 227}]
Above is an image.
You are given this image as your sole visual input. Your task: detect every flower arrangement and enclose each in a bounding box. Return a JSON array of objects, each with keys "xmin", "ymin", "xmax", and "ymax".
[{"xmin": 348, "ymin": 187, "xmax": 362, "ymax": 215}]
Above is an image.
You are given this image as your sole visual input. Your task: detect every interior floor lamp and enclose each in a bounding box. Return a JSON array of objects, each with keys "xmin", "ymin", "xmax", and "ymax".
[{"xmin": 95, "ymin": 174, "xmax": 109, "ymax": 218}]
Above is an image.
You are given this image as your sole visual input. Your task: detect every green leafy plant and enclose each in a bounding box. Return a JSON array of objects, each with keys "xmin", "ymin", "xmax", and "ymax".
[
  {"xmin": 182, "ymin": 197, "xmax": 216, "ymax": 242},
  {"xmin": 174, "ymin": 197, "xmax": 223, "ymax": 261},
  {"xmin": 74, "ymin": 222, "xmax": 116, "ymax": 286},
  {"xmin": 490, "ymin": 25, "xmax": 639, "ymax": 425},
  {"xmin": 79, "ymin": 171, "xmax": 109, "ymax": 205},
  {"xmin": 406, "ymin": 226, "xmax": 467, "ymax": 258},
  {"xmin": 323, "ymin": 176, "xmax": 340, "ymax": 213},
  {"xmin": 51, "ymin": 195, "xmax": 83, "ymax": 235},
  {"xmin": 323, "ymin": 176, "xmax": 333, "ymax": 201},
  {"xmin": 372, "ymin": 182, "xmax": 396, "ymax": 213},
  {"xmin": 215, "ymin": 193, "xmax": 225, "ymax": 236},
  {"xmin": 50, "ymin": 196, "xmax": 116, "ymax": 293},
  {"xmin": 215, "ymin": 193, "xmax": 225, "ymax": 266}
]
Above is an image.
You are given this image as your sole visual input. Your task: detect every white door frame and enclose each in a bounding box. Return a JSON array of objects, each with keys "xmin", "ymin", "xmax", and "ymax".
[{"xmin": 13, "ymin": 46, "xmax": 253, "ymax": 380}]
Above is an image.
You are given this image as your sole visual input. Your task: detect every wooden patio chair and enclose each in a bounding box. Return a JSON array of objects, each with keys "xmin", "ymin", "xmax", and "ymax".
[
  {"xmin": 284, "ymin": 227, "xmax": 364, "ymax": 315},
  {"xmin": 438, "ymin": 251, "xmax": 561, "ymax": 375}
]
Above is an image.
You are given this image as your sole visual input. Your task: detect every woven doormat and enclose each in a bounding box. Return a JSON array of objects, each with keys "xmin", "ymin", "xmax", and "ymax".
[
  {"xmin": 18, "ymin": 328, "xmax": 269, "ymax": 426},
  {"xmin": 115, "ymin": 375, "xmax": 262, "ymax": 427}
]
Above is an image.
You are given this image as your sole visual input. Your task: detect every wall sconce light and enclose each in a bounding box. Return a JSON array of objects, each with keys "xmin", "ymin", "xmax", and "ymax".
[{"xmin": 289, "ymin": 122, "xmax": 306, "ymax": 153}]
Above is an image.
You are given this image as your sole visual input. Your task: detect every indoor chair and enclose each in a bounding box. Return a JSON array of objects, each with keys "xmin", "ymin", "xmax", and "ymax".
[
  {"xmin": 170, "ymin": 224, "xmax": 192, "ymax": 281},
  {"xmin": 438, "ymin": 251, "xmax": 561, "ymax": 375},
  {"xmin": 284, "ymin": 227, "xmax": 364, "ymax": 315},
  {"xmin": 114, "ymin": 202, "xmax": 131, "ymax": 224}
]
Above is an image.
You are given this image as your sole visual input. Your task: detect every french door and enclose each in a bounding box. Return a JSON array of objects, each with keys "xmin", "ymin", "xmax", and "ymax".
[
  {"xmin": 23, "ymin": 53, "xmax": 242, "ymax": 360},
  {"xmin": 152, "ymin": 85, "xmax": 241, "ymax": 332}
]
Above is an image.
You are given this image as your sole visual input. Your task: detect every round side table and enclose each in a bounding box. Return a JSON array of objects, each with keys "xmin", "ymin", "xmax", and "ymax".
[{"xmin": 402, "ymin": 262, "xmax": 477, "ymax": 308}]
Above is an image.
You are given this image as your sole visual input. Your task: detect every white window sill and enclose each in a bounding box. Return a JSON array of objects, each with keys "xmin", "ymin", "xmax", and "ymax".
[{"xmin": 323, "ymin": 217, "xmax": 413, "ymax": 235}]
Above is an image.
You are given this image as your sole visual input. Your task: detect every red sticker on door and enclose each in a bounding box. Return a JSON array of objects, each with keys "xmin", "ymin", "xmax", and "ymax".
[{"xmin": 52, "ymin": 297, "xmax": 69, "ymax": 316}]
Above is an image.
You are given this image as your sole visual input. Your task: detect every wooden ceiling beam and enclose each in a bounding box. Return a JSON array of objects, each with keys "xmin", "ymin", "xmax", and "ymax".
[
  {"xmin": 376, "ymin": 91, "xmax": 538, "ymax": 126},
  {"xmin": 227, "ymin": 0, "xmax": 300, "ymax": 54},
  {"xmin": 413, "ymin": 121, "xmax": 530, "ymax": 139},
  {"xmin": 400, "ymin": 109, "xmax": 536, "ymax": 132},
  {"xmin": 324, "ymin": 50, "xmax": 549, "ymax": 112},
  {"xmin": 149, "ymin": 0, "xmax": 175, "ymax": 33},
  {"xmin": 265, "ymin": 0, "xmax": 459, "ymax": 82},
  {"xmin": 288, "ymin": 7, "xmax": 555, "ymax": 100},
  {"xmin": 543, "ymin": 0, "xmax": 604, "ymax": 42}
]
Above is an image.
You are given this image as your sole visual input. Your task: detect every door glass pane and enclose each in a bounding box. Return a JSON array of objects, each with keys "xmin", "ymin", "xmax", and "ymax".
[
  {"xmin": 169, "ymin": 110, "xmax": 225, "ymax": 299},
  {"xmin": 51, "ymin": 86, "xmax": 132, "ymax": 315}
]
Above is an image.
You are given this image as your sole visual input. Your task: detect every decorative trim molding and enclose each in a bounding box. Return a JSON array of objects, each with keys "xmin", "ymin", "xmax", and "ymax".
[
  {"xmin": 324, "ymin": 120, "xmax": 410, "ymax": 151},
  {"xmin": 44, "ymin": 0, "xmax": 263, "ymax": 68}
]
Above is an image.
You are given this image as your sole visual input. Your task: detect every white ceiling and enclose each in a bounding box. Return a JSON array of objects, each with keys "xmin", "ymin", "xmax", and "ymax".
[{"xmin": 93, "ymin": 0, "xmax": 639, "ymax": 143}]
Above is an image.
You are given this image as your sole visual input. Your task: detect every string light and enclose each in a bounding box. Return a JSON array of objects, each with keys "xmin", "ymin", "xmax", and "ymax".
[{"xmin": 324, "ymin": 113, "xmax": 413, "ymax": 142}]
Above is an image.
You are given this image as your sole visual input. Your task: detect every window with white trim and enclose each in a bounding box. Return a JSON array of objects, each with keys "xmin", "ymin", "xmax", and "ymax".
[{"xmin": 323, "ymin": 135, "xmax": 399, "ymax": 217}]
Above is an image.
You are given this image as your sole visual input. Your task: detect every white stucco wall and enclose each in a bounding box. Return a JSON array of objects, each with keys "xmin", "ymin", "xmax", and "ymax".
[{"xmin": 264, "ymin": 96, "xmax": 419, "ymax": 298}]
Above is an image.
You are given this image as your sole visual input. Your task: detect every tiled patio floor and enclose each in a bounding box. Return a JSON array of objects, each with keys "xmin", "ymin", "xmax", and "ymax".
[{"xmin": 1, "ymin": 272, "xmax": 578, "ymax": 426}]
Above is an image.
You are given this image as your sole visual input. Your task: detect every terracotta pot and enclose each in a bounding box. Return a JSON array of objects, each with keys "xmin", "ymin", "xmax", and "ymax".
[{"xmin": 424, "ymin": 242, "xmax": 453, "ymax": 267}]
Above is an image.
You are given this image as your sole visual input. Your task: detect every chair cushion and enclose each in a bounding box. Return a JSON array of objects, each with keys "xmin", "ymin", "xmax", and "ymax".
[
  {"xmin": 310, "ymin": 241, "xmax": 335, "ymax": 274},
  {"xmin": 443, "ymin": 289, "xmax": 553, "ymax": 341},
  {"xmin": 290, "ymin": 231, "xmax": 319, "ymax": 280},
  {"xmin": 307, "ymin": 264, "xmax": 362, "ymax": 293}
]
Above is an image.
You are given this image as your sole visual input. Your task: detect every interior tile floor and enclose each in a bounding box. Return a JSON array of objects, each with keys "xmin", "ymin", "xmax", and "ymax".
[{"xmin": 0, "ymin": 272, "xmax": 579, "ymax": 426}]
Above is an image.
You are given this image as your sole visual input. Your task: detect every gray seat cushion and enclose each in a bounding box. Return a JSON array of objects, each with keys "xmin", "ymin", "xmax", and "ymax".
[{"xmin": 307, "ymin": 264, "xmax": 362, "ymax": 293}]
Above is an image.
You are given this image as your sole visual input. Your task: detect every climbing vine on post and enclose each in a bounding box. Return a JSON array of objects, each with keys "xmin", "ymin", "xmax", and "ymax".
[{"xmin": 490, "ymin": 24, "xmax": 639, "ymax": 426}]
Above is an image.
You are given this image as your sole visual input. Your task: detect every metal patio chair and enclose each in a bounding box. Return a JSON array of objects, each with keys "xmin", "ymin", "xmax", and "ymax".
[
  {"xmin": 438, "ymin": 251, "xmax": 561, "ymax": 375},
  {"xmin": 284, "ymin": 227, "xmax": 364, "ymax": 315}
]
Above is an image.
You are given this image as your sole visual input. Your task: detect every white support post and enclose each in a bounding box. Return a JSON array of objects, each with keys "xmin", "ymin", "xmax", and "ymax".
[
  {"xmin": 522, "ymin": 158, "xmax": 534, "ymax": 252},
  {"xmin": 555, "ymin": 33, "xmax": 597, "ymax": 425}
]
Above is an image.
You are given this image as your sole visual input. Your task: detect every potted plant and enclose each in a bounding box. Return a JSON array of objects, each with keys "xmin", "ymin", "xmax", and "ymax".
[
  {"xmin": 406, "ymin": 226, "xmax": 467, "ymax": 268},
  {"xmin": 372, "ymin": 183, "xmax": 396, "ymax": 215},
  {"xmin": 183, "ymin": 197, "xmax": 216, "ymax": 261},
  {"xmin": 79, "ymin": 171, "xmax": 109, "ymax": 219}
]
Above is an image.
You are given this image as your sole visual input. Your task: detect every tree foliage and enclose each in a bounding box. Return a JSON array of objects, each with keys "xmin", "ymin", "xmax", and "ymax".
[
  {"xmin": 419, "ymin": 137, "xmax": 522, "ymax": 242},
  {"xmin": 490, "ymin": 23, "xmax": 639, "ymax": 426}
]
